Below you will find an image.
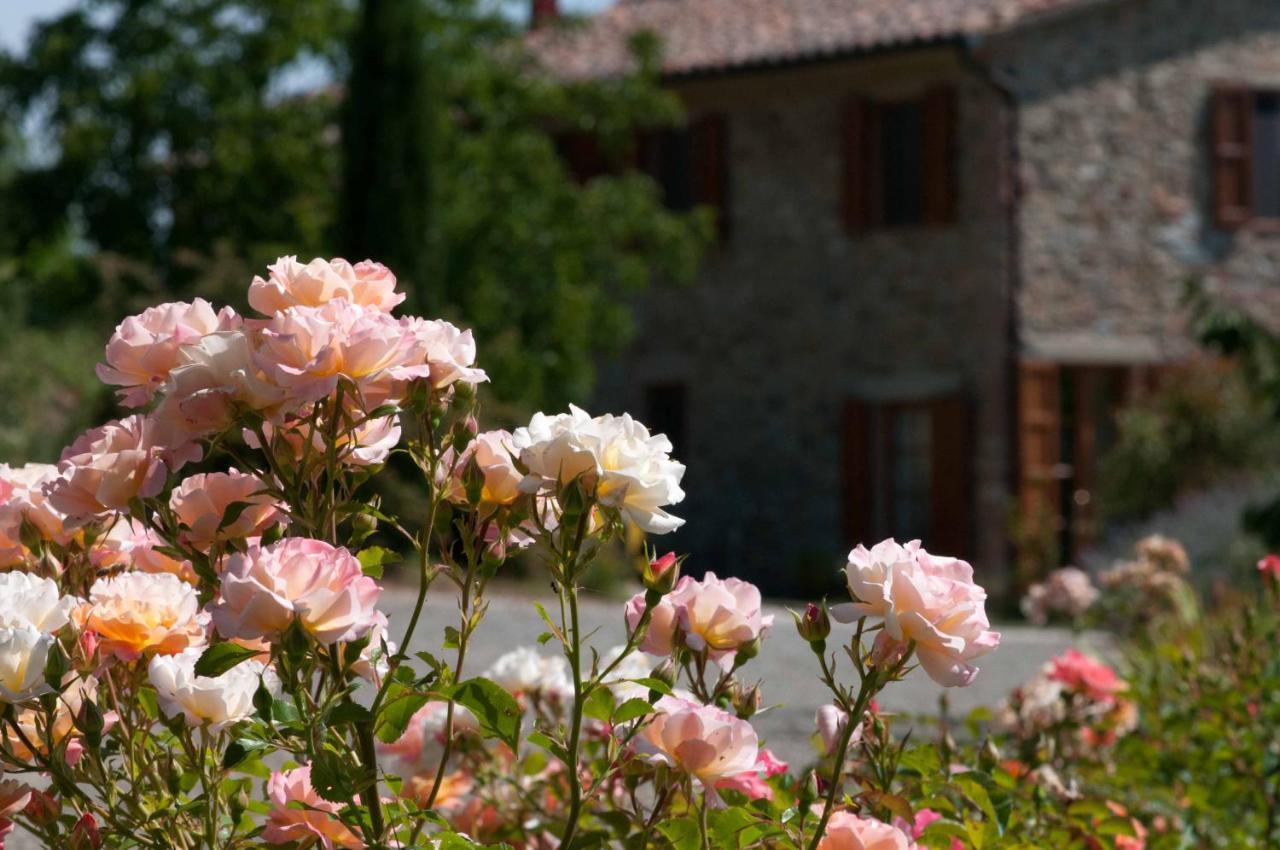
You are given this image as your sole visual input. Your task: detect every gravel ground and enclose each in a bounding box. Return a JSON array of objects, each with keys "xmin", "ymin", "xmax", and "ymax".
[{"xmin": 7, "ymin": 588, "xmax": 1096, "ymax": 848}]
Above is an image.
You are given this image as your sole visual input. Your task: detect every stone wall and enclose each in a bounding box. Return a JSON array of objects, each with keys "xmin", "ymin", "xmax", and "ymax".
[
  {"xmin": 990, "ymin": 0, "xmax": 1280, "ymax": 360},
  {"xmin": 594, "ymin": 52, "xmax": 1016, "ymax": 595}
]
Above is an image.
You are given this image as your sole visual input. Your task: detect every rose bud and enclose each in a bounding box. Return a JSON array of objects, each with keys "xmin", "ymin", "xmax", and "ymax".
[
  {"xmin": 643, "ymin": 551, "xmax": 681, "ymax": 598},
  {"xmin": 69, "ymin": 813, "xmax": 102, "ymax": 850},
  {"xmin": 24, "ymin": 790, "xmax": 60, "ymax": 826},
  {"xmin": 794, "ymin": 602, "xmax": 831, "ymax": 652}
]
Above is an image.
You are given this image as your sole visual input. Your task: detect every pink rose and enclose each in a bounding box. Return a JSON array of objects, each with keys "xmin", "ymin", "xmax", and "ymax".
[
  {"xmin": 0, "ymin": 463, "xmax": 69, "ymax": 566},
  {"xmin": 211, "ymin": 538, "xmax": 382, "ymax": 644},
  {"xmin": 1046, "ymin": 650, "xmax": 1124, "ymax": 704},
  {"xmin": 833, "ymin": 540, "xmax": 1000, "ymax": 688},
  {"xmin": 46, "ymin": 417, "xmax": 175, "ymax": 526},
  {"xmin": 97, "ymin": 299, "xmax": 241, "ymax": 407},
  {"xmin": 1258, "ymin": 554, "xmax": 1280, "ymax": 581},
  {"xmin": 249, "ymin": 256, "xmax": 404, "ymax": 316},
  {"xmin": 263, "ymin": 765, "xmax": 364, "ymax": 849},
  {"xmin": 625, "ymin": 573, "xmax": 773, "ymax": 669},
  {"xmin": 635, "ymin": 696, "xmax": 759, "ymax": 803},
  {"xmin": 892, "ymin": 809, "xmax": 961, "ymax": 848},
  {"xmin": 715, "ymin": 747, "xmax": 788, "ymax": 801},
  {"xmin": 169, "ymin": 469, "xmax": 286, "ymax": 552},
  {"xmin": 816, "ymin": 704, "xmax": 863, "ymax": 755},
  {"xmin": 91, "ymin": 517, "xmax": 197, "ymax": 584},
  {"xmin": 817, "ymin": 810, "xmax": 916, "ymax": 850}
]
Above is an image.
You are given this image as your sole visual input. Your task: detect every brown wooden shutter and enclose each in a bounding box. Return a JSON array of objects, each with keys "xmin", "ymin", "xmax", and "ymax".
[
  {"xmin": 922, "ymin": 86, "xmax": 957, "ymax": 225},
  {"xmin": 1211, "ymin": 87, "xmax": 1255, "ymax": 229},
  {"xmin": 841, "ymin": 400, "xmax": 874, "ymax": 546},
  {"xmin": 692, "ymin": 113, "xmax": 730, "ymax": 241},
  {"xmin": 1016, "ymin": 362, "xmax": 1062, "ymax": 529},
  {"xmin": 841, "ymin": 98, "xmax": 874, "ymax": 232},
  {"xmin": 929, "ymin": 393, "xmax": 971, "ymax": 557}
]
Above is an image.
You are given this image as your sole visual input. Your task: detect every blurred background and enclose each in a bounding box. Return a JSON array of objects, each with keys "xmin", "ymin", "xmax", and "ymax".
[{"xmin": 3, "ymin": 0, "xmax": 1280, "ymax": 608}]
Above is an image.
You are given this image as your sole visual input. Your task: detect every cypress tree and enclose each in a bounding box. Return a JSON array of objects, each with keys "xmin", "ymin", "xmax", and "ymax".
[{"xmin": 339, "ymin": 0, "xmax": 435, "ymax": 308}]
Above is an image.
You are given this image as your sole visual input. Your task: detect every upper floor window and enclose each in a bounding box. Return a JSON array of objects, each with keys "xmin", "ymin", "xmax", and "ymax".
[
  {"xmin": 842, "ymin": 87, "xmax": 957, "ymax": 232},
  {"xmin": 1211, "ymin": 86, "xmax": 1280, "ymax": 226},
  {"xmin": 638, "ymin": 114, "xmax": 731, "ymax": 242}
]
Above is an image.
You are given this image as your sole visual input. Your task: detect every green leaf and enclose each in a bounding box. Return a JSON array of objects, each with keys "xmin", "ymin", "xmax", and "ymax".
[
  {"xmin": 611, "ymin": 698, "xmax": 654, "ymax": 725},
  {"xmin": 194, "ymin": 643, "xmax": 262, "ymax": 678},
  {"xmin": 310, "ymin": 750, "xmax": 361, "ymax": 804},
  {"xmin": 216, "ymin": 500, "xmax": 253, "ymax": 532},
  {"xmin": 222, "ymin": 738, "xmax": 266, "ymax": 769},
  {"xmin": 446, "ymin": 677, "xmax": 522, "ymax": 751},
  {"xmin": 329, "ymin": 701, "xmax": 373, "ymax": 727},
  {"xmin": 374, "ymin": 682, "xmax": 430, "ymax": 744},
  {"xmin": 527, "ymin": 730, "xmax": 569, "ymax": 763},
  {"xmin": 629, "ymin": 677, "xmax": 673, "ymax": 696},
  {"xmin": 582, "ymin": 686, "xmax": 615, "ymax": 722},
  {"xmin": 658, "ymin": 816, "xmax": 700, "ymax": 850},
  {"xmin": 357, "ymin": 546, "xmax": 399, "ymax": 578}
]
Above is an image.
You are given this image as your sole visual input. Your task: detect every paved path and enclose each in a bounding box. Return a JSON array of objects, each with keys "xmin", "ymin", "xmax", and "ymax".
[{"xmin": 8, "ymin": 589, "xmax": 1095, "ymax": 848}]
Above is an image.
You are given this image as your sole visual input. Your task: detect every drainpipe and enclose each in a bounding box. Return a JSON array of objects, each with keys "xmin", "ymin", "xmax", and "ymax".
[{"xmin": 961, "ymin": 35, "xmax": 1024, "ymax": 603}]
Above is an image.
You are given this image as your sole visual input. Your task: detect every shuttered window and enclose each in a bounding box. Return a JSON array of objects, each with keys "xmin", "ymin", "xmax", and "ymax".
[
  {"xmin": 636, "ymin": 113, "xmax": 730, "ymax": 243},
  {"xmin": 841, "ymin": 394, "xmax": 971, "ymax": 556},
  {"xmin": 842, "ymin": 87, "xmax": 956, "ymax": 232},
  {"xmin": 1210, "ymin": 86, "xmax": 1280, "ymax": 227}
]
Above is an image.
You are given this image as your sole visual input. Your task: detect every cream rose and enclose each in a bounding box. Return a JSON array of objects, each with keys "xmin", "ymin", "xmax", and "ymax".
[
  {"xmin": 512, "ymin": 405, "xmax": 686, "ymax": 534},
  {"xmin": 0, "ymin": 627, "xmax": 54, "ymax": 703},
  {"xmin": 148, "ymin": 646, "xmax": 278, "ymax": 732},
  {"xmin": 0, "ymin": 572, "xmax": 77, "ymax": 633}
]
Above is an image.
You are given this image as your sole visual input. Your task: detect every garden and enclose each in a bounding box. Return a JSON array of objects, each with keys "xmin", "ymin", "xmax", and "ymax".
[{"xmin": 0, "ymin": 257, "xmax": 1274, "ymax": 849}]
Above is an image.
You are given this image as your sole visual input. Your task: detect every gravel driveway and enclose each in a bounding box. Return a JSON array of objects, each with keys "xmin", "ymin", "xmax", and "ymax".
[{"xmin": 7, "ymin": 587, "xmax": 1093, "ymax": 848}]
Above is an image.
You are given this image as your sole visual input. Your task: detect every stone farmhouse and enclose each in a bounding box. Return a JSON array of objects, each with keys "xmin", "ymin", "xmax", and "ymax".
[{"xmin": 528, "ymin": 0, "xmax": 1280, "ymax": 597}]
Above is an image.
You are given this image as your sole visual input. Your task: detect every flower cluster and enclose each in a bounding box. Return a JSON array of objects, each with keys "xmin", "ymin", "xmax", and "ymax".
[{"xmin": 1021, "ymin": 566, "xmax": 1099, "ymax": 626}]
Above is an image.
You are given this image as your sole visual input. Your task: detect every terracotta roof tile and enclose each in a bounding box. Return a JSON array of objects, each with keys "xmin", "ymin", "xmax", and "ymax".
[{"xmin": 528, "ymin": 0, "xmax": 1102, "ymax": 79}]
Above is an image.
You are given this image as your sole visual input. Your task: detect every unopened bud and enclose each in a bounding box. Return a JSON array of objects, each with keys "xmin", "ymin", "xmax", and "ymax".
[
  {"xmin": 732, "ymin": 682, "xmax": 762, "ymax": 719},
  {"xmin": 794, "ymin": 602, "xmax": 831, "ymax": 649},
  {"xmin": 23, "ymin": 790, "xmax": 60, "ymax": 826},
  {"xmin": 801, "ymin": 770, "xmax": 822, "ymax": 805},
  {"xmin": 734, "ymin": 636, "xmax": 761, "ymax": 666},
  {"xmin": 69, "ymin": 813, "xmax": 102, "ymax": 850},
  {"xmin": 642, "ymin": 552, "xmax": 681, "ymax": 595},
  {"xmin": 351, "ymin": 508, "xmax": 379, "ymax": 543},
  {"xmin": 980, "ymin": 738, "xmax": 1001, "ymax": 771},
  {"xmin": 649, "ymin": 658, "xmax": 677, "ymax": 690}
]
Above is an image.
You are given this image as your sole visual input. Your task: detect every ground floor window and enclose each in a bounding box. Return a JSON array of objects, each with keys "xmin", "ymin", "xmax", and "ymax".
[{"xmin": 842, "ymin": 393, "xmax": 970, "ymax": 556}]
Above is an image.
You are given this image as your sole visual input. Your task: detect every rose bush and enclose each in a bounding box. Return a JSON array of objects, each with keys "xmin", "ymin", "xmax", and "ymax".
[{"xmin": 0, "ymin": 253, "xmax": 1208, "ymax": 850}]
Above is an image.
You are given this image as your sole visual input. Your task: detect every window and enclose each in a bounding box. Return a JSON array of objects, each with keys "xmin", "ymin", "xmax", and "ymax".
[
  {"xmin": 841, "ymin": 395, "xmax": 970, "ymax": 556},
  {"xmin": 644, "ymin": 383, "xmax": 687, "ymax": 454},
  {"xmin": 1211, "ymin": 86, "xmax": 1280, "ymax": 226},
  {"xmin": 638, "ymin": 114, "xmax": 731, "ymax": 241},
  {"xmin": 842, "ymin": 87, "xmax": 956, "ymax": 231}
]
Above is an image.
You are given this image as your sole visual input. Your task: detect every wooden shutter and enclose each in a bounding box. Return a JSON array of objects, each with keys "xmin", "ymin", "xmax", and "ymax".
[
  {"xmin": 841, "ymin": 400, "xmax": 874, "ymax": 546},
  {"xmin": 1017, "ymin": 362, "xmax": 1062, "ymax": 527},
  {"xmin": 842, "ymin": 98, "xmax": 874, "ymax": 232},
  {"xmin": 929, "ymin": 394, "xmax": 971, "ymax": 557},
  {"xmin": 922, "ymin": 87, "xmax": 957, "ymax": 225},
  {"xmin": 692, "ymin": 113, "xmax": 730, "ymax": 241},
  {"xmin": 1211, "ymin": 87, "xmax": 1255, "ymax": 229}
]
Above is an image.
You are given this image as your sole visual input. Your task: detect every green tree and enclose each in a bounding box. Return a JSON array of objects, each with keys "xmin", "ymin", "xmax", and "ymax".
[{"xmin": 340, "ymin": 0, "xmax": 435, "ymax": 297}]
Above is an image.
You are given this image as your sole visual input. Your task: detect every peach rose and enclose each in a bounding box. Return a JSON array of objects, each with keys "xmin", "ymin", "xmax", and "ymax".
[
  {"xmin": 3, "ymin": 674, "xmax": 98, "ymax": 762},
  {"xmin": 832, "ymin": 540, "xmax": 1000, "ymax": 688},
  {"xmin": 817, "ymin": 811, "xmax": 916, "ymax": 850},
  {"xmin": 445, "ymin": 430, "xmax": 523, "ymax": 513},
  {"xmin": 263, "ymin": 765, "xmax": 364, "ymax": 849},
  {"xmin": 210, "ymin": 538, "xmax": 381, "ymax": 644},
  {"xmin": 0, "ymin": 572, "xmax": 76, "ymax": 633},
  {"xmin": 253, "ymin": 299, "xmax": 429, "ymax": 407},
  {"xmin": 0, "ymin": 463, "xmax": 70, "ymax": 566},
  {"xmin": 249, "ymin": 256, "xmax": 404, "ymax": 316},
  {"xmin": 0, "ymin": 780, "xmax": 31, "ymax": 820},
  {"xmin": 635, "ymin": 696, "xmax": 759, "ymax": 803},
  {"xmin": 625, "ymin": 573, "xmax": 772, "ymax": 668},
  {"xmin": 96, "ymin": 299, "xmax": 241, "ymax": 407},
  {"xmin": 83, "ymin": 572, "xmax": 209, "ymax": 660},
  {"xmin": 168, "ymin": 469, "xmax": 286, "ymax": 551},
  {"xmin": 243, "ymin": 411, "xmax": 401, "ymax": 468},
  {"xmin": 400, "ymin": 317, "xmax": 488, "ymax": 390},
  {"xmin": 148, "ymin": 646, "xmax": 277, "ymax": 732},
  {"xmin": 91, "ymin": 517, "xmax": 197, "ymax": 584},
  {"xmin": 46, "ymin": 416, "xmax": 175, "ymax": 526},
  {"xmin": 152, "ymin": 329, "xmax": 288, "ymax": 446}
]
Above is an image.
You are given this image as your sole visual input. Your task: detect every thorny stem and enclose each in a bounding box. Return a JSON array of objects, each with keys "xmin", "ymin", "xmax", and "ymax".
[{"xmin": 556, "ymin": 500, "xmax": 596, "ymax": 850}]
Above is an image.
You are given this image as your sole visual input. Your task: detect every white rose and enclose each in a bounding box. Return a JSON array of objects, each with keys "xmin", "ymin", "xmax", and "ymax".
[
  {"xmin": 0, "ymin": 573, "xmax": 77, "ymax": 633},
  {"xmin": 484, "ymin": 646, "xmax": 572, "ymax": 702},
  {"xmin": 511, "ymin": 405, "xmax": 686, "ymax": 534},
  {"xmin": 148, "ymin": 647, "xmax": 278, "ymax": 732},
  {"xmin": 0, "ymin": 627, "xmax": 54, "ymax": 704}
]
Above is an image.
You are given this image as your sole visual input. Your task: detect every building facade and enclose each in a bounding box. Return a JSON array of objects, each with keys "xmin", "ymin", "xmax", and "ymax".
[{"xmin": 530, "ymin": 0, "xmax": 1280, "ymax": 597}]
